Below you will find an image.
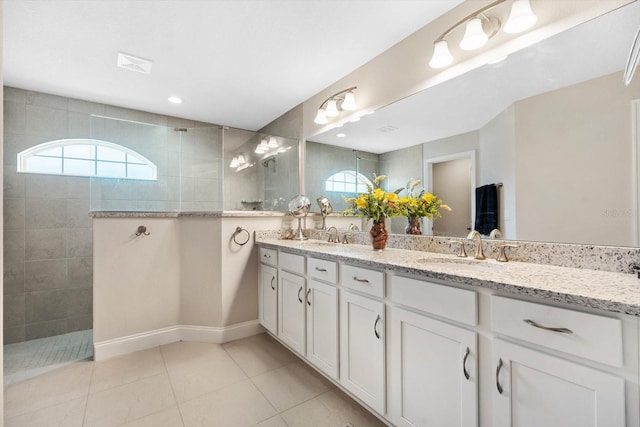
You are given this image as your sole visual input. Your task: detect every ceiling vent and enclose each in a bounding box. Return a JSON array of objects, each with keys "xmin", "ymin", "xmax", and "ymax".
[
  {"xmin": 377, "ymin": 125, "xmax": 399, "ymax": 133},
  {"xmin": 117, "ymin": 52, "xmax": 153, "ymax": 74}
]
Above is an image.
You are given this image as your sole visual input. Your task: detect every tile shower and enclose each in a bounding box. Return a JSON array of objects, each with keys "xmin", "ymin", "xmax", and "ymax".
[{"xmin": 2, "ymin": 87, "xmax": 224, "ymax": 345}]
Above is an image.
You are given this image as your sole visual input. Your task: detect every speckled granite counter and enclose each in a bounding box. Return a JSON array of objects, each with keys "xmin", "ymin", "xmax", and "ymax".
[{"xmin": 256, "ymin": 237, "xmax": 640, "ymax": 317}]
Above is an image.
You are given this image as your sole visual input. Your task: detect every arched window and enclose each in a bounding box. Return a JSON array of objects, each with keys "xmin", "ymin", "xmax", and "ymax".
[
  {"xmin": 324, "ymin": 170, "xmax": 373, "ymax": 193},
  {"xmin": 17, "ymin": 139, "xmax": 157, "ymax": 181}
]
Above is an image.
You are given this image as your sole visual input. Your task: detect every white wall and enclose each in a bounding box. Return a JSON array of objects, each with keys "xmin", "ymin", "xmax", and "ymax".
[
  {"xmin": 93, "ymin": 215, "xmax": 297, "ymax": 358},
  {"xmin": 479, "ymin": 105, "xmax": 516, "ymax": 239},
  {"xmin": 515, "ymin": 71, "xmax": 640, "ymax": 245},
  {"xmin": 93, "ymin": 218, "xmax": 181, "ymax": 343}
]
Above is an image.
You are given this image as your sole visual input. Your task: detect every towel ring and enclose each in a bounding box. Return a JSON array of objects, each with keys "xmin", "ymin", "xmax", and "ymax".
[{"xmin": 232, "ymin": 227, "xmax": 251, "ymax": 246}]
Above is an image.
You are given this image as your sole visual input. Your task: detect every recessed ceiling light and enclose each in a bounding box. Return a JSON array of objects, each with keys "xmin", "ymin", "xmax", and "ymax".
[
  {"xmin": 168, "ymin": 96, "xmax": 183, "ymax": 104},
  {"xmin": 336, "ymin": 133, "xmax": 346, "ymax": 138}
]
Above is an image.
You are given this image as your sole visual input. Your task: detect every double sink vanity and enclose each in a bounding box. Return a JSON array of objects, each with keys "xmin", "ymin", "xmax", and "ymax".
[{"xmin": 256, "ymin": 231, "xmax": 640, "ymax": 427}]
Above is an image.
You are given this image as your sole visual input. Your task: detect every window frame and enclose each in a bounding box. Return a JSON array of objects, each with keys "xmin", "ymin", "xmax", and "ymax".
[
  {"xmin": 17, "ymin": 138, "xmax": 158, "ymax": 181},
  {"xmin": 324, "ymin": 170, "xmax": 372, "ymax": 194}
]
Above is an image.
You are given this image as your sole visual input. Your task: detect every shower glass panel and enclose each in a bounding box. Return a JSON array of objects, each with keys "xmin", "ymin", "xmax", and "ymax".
[
  {"xmin": 223, "ymin": 127, "xmax": 299, "ymax": 211},
  {"xmin": 179, "ymin": 126, "xmax": 224, "ymax": 211},
  {"xmin": 89, "ymin": 115, "xmax": 178, "ymax": 211}
]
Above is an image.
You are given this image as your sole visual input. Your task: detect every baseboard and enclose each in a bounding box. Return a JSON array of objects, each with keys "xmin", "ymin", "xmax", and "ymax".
[{"xmin": 93, "ymin": 320, "xmax": 264, "ymax": 361}]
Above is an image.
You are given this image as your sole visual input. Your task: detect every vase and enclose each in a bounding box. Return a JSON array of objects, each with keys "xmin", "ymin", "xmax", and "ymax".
[
  {"xmin": 370, "ymin": 219, "xmax": 388, "ymax": 250},
  {"xmin": 405, "ymin": 216, "xmax": 422, "ymax": 235}
]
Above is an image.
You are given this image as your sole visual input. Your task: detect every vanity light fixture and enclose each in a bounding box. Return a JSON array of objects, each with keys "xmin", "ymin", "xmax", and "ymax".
[
  {"xmin": 428, "ymin": 0, "xmax": 537, "ymax": 69},
  {"xmin": 313, "ymin": 86, "xmax": 357, "ymax": 124},
  {"xmin": 255, "ymin": 139, "xmax": 269, "ymax": 154},
  {"xmin": 267, "ymin": 136, "xmax": 278, "ymax": 148}
]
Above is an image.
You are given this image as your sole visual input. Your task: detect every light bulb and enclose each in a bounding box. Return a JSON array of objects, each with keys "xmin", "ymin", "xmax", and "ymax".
[
  {"xmin": 325, "ymin": 99, "xmax": 339, "ymax": 117},
  {"xmin": 314, "ymin": 108, "xmax": 328, "ymax": 124},
  {"xmin": 255, "ymin": 145, "xmax": 264, "ymax": 154},
  {"xmin": 429, "ymin": 40, "xmax": 453, "ymax": 69},
  {"xmin": 460, "ymin": 18, "xmax": 488, "ymax": 51},
  {"xmin": 237, "ymin": 154, "xmax": 246, "ymax": 164},
  {"xmin": 230, "ymin": 155, "xmax": 239, "ymax": 168},
  {"xmin": 341, "ymin": 91, "xmax": 356, "ymax": 111},
  {"xmin": 268, "ymin": 136, "xmax": 278, "ymax": 148},
  {"xmin": 503, "ymin": 0, "xmax": 537, "ymax": 34}
]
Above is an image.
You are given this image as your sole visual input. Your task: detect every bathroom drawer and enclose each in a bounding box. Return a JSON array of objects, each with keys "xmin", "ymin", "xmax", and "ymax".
[
  {"xmin": 491, "ymin": 295, "xmax": 622, "ymax": 367},
  {"xmin": 279, "ymin": 251, "xmax": 305, "ymax": 275},
  {"xmin": 308, "ymin": 257, "xmax": 338, "ymax": 284},
  {"xmin": 342, "ymin": 264, "xmax": 384, "ymax": 298},
  {"xmin": 259, "ymin": 247, "xmax": 277, "ymax": 267},
  {"xmin": 391, "ymin": 275, "xmax": 477, "ymax": 326}
]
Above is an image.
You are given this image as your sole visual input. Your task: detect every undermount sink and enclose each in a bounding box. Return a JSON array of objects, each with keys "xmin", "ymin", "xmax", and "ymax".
[
  {"xmin": 297, "ymin": 240, "xmax": 337, "ymax": 247},
  {"xmin": 416, "ymin": 257, "xmax": 508, "ymax": 271}
]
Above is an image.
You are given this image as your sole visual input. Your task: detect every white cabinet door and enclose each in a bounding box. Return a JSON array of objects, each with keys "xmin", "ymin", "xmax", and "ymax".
[
  {"xmin": 340, "ymin": 289, "xmax": 385, "ymax": 414},
  {"xmin": 258, "ymin": 263, "xmax": 277, "ymax": 335},
  {"xmin": 492, "ymin": 339, "xmax": 625, "ymax": 427},
  {"xmin": 390, "ymin": 307, "xmax": 478, "ymax": 427},
  {"xmin": 278, "ymin": 270, "xmax": 306, "ymax": 355},
  {"xmin": 306, "ymin": 279, "xmax": 338, "ymax": 380}
]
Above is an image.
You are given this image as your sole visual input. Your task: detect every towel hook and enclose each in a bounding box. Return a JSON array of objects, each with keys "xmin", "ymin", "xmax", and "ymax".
[
  {"xmin": 232, "ymin": 226, "xmax": 250, "ymax": 246},
  {"xmin": 136, "ymin": 225, "xmax": 150, "ymax": 236}
]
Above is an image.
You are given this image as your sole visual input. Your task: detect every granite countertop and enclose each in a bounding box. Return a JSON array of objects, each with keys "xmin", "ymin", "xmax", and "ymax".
[{"xmin": 256, "ymin": 237, "xmax": 640, "ymax": 316}]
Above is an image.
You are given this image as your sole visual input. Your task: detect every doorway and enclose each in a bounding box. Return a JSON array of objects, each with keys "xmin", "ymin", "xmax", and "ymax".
[{"xmin": 425, "ymin": 151, "xmax": 475, "ymax": 238}]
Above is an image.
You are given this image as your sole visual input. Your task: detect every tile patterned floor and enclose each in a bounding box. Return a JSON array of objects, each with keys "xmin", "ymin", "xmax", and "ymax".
[
  {"xmin": 3, "ymin": 333, "xmax": 387, "ymax": 427},
  {"xmin": 4, "ymin": 330, "xmax": 94, "ymax": 385}
]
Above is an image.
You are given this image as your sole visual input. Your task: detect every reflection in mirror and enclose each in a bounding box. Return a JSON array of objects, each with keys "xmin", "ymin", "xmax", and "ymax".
[
  {"xmin": 306, "ymin": 2, "xmax": 640, "ymax": 246},
  {"xmin": 224, "ymin": 128, "xmax": 299, "ymax": 211}
]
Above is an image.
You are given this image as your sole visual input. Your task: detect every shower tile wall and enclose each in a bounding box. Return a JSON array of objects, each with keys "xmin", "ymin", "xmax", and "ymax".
[{"xmin": 2, "ymin": 87, "xmax": 220, "ymax": 343}]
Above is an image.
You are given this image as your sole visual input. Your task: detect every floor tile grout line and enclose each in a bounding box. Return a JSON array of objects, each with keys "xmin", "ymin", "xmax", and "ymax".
[
  {"xmin": 159, "ymin": 343, "xmax": 188, "ymax": 427},
  {"xmin": 80, "ymin": 361, "xmax": 96, "ymax": 427}
]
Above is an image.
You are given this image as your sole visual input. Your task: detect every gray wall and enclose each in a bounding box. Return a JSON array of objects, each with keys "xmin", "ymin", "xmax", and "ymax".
[{"xmin": 3, "ymin": 86, "xmax": 220, "ymax": 343}]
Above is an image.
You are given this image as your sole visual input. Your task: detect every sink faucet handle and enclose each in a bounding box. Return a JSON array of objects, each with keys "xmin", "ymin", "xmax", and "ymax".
[
  {"xmin": 448, "ymin": 240, "xmax": 467, "ymax": 258},
  {"xmin": 341, "ymin": 232, "xmax": 352, "ymax": 244},
  {"xmin": 497, "ymin": 244, "xmax": 519, "ymax": 262}
]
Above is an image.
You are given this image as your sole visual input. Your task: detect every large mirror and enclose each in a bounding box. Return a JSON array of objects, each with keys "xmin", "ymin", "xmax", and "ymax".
[{"xmin": 306, "ymin": 1, "xmax": 640, "ymax": 247}]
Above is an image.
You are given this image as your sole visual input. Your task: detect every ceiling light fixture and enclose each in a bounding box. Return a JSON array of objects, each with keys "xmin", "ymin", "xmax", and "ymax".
[
  {"xmin": 313, "ymin": 86, "xmax": 357, "ymax": 124},
  {"xmin": 428, "ymin": 0, "xmax": 537, "ymax": 69},
  {"xmin": 268, "ymin": 136, "xmax": 278, "ymax": 148}
]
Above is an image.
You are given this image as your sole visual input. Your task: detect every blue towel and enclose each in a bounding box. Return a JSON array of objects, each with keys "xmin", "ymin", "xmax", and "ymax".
[{"xmin": 475, "ymin": 184, "xmax": 498, "ymax": 235}]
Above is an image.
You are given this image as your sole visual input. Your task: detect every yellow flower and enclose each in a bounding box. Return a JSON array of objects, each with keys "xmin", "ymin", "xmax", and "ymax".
[
  {"xmin": 373, "ymin": 188, "xmax": 385, "ymax": 200},
  {"xmin": 387, "ymin": 192, "xmax": 399, "ymax": 203},
  {"xmin": 422, "ymin": 193, "xmax": 436, "ymax": 203},
  {"xmin": 356, "ymin": 196, "xmax": 367, "ymax": 209}
]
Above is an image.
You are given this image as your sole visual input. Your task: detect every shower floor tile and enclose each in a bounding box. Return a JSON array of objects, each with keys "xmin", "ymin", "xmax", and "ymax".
[{"xmin": 4, "ymin": 330, "xmax": 93, "ymax": 385}]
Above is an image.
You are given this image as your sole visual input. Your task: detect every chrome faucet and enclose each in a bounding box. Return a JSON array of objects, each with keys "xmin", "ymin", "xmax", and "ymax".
[
  {"xmin": 327, "ymin": 226, "xmax": 339, "ymax": 243},
  {"xmin": 466, "ymin": 230, "xmax": 486, "ymax": 260}
]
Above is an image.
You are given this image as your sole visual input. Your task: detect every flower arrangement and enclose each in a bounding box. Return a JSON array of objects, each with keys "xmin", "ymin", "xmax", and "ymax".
[
  {"xmin": 342, "ymin": 174, "xmax": 404, "ymax": 222},
  {"xmin": 399, "ymin": 179, "xmax": 451, "ymax": 219}
]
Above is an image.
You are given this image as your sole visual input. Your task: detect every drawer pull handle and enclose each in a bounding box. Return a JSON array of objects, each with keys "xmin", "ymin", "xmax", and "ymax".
[
  {"xmin": 523, "ymin": 319, "xmax": 573, "ymax": 334},
  {"xmin": 496, "ymin": 358, "xmax": 504, "ymax": 394},
  {"xmin": 298, "ymin": 286, "xmax": 303, "ymax": 304},
  {"xmin": 353, "ymin": 276, "xmax": 370, "ymax": 284},
  {"xmin": 463, "ymin": 347, "xmax": 470, "ymax": 380},
  {"xmin": 306, "ymin": 289, "xmax": 311, "ymax": 306},
  {"xmin": 263, "ymin": 253, "xmax": 271, "ymax": 259},
  {"xmin": 315, "ymin": 267, "xmax": 327, "ymax": 272},
  {"xmin": 374, "ymin": 314, "xmax": 381, "ymax": 339},
  {"xmin": 270, "ymin": 276, "xmax": 275, "ymax": 291}
]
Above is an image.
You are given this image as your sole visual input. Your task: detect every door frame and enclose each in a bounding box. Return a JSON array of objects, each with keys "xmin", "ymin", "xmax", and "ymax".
[{"xmin": 424, "ymin": 150, "xmax": 476, "ymax": 236}]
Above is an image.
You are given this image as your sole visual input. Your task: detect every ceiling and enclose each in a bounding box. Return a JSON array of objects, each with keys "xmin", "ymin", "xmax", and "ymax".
[
  {"xmin": 310, "ymin": 1, "xmax": 639, "ymax": 153},
  {"xmin": 3, "ymin": 0, "xmax": 464, "ymax": 131}
]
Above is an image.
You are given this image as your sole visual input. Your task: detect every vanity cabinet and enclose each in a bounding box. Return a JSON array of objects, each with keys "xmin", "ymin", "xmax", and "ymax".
[
  {"xmin": 277, "ymin": 251, "xmax": 307, "ymax": 355},
  {"xmin": 278, "ymin": 270, "xmax": 306, "ymax": 355},
  {"xmin": 340, "ymin": 288, "xmax": 386, "ymax": 415},
  {"xmin": 492, "ymin": 339, "xmax": 625, "ymax": 427},
  {"xmin": 306, "ymin": 255, "xmax": 339, "ymax": 380},
  {"xmin": 389, "ymin": 275, "xmax": 478, "ymax": 427},
  {"xmin": 258, "ymin": 263, "xmax": 278, "ymax": 335},
  {"xmin": 491, "ymin": 295, "xmax": 626, "ymax": 427}
]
